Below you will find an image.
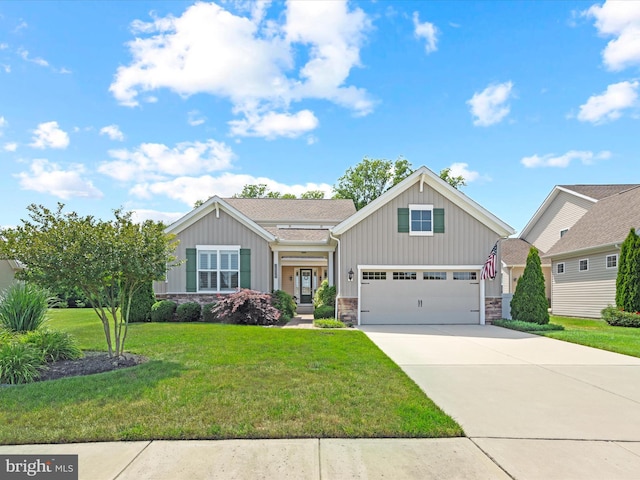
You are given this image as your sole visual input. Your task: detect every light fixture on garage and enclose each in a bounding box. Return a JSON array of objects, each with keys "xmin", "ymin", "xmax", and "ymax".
[{"xmin": 348, "ymin": 268, "xmax": 354, "ymax": 282}]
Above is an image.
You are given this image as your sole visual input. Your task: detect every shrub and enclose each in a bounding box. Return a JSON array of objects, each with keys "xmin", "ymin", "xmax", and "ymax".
[
  {"xmin": 271, "ymin": 290, "xmax": 296, "ymax": 321},
  {"xmin": 212, "ymin": 289, "xmax": 281, "ymax": 325},
  {"xmin": 313, "ymin": 279, "xmax": 336, "ymax": 308},
  {"xmin": 52, "ymin": 286, "xmax": 89, "ymax": 308},
  {"xmin": 314, "ymin": 305, "xmax": 334, "ymax": 319},
  {"xmin": 313, "ymin": 318, "xmax": 346, "ymax": 328},
  {"xmin": 176, "ymin": 302, "xmax": 202, "ymax": 322},
  {"xmin": 0, "ymin": 342, "xmax": 45, "ymax": 384},
  {"xmin": 601, "ymin": 306, "xmax": 640, "ymax": 327},
  {"xmin": 616, "ymin": 229, "xmax": 640, "ymax": 313},
  {"xmin": 202, "ymin": 302, "xmax": 219, "ymax": 323},
  {"xmin": 510, "ymin": 247, "xmax": 549, "ymax": 324},
  {"xmin": 22, "ymin": 329, "xmax": 83, "ymax": 362},
  {"xmin": 0, "ymin": 283, "xmax": 53, "ymax": 333},
  {"xmin": 150, "ymin": 300, "xmax": 177, "ymax": 322},
  {"xmin": 493, "ymin": 319, "xmax": 564, "ymax": 332},
  {"xmin": 124, "ymin": 282, "xmax": 155, "ymax": 323}
]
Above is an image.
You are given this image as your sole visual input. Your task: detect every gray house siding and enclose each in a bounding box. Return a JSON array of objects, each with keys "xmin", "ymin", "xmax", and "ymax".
[
  {"xmin": 338, "ymin": 182, "xmax": 503, "ymax": 299},
  {"xmin": 0, "ymin": 260, "xmax": 17, "ymax": 292},
  {"xmin": 551, "ymin": 248, "xmax": 619, "ymax": 318},
  {"xmin": 522, "ymin": 191, "xmax": 593, "ymax": 253},
  {"xmin": 166, "ymin": 209, "xmax": 271, "ymax": 293}
]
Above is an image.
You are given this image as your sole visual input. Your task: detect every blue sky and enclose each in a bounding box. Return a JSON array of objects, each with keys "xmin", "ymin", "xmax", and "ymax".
[{"xmin": 1, "ymin": 0, "xmax": 638, "ymax": 234}]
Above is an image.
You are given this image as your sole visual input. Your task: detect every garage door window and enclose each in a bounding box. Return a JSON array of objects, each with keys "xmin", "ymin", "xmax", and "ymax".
[
  {"xmin": 393, "ymin": 272, "xmax": 417, "ymax": 280},
  {"xmin": 453, "ymin": 272, "xmax": 477, "ymax": 280},
  {"xmin": 424, "ymin": 272, "xmax": 447, "ymax": 280},
  {"xmin": 363, "ymin": 271, "xmax": 387, "ymax": 280}
]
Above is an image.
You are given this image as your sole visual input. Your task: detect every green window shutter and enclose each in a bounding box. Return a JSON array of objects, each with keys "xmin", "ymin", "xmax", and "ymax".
[
  {"xmin": 186, "ymin": 248, "xmax": 197, "ymax": 292},
  {"xmin": 240, "ymin": 248, "xmax": 251, "ymax": 289},
  {"xmin": 434, "ymin": 208, "xmax": 445, "ymax": 234},
  {"xmin": 398, "ymin": 208, "xmax": 409, "ymax": 233}
]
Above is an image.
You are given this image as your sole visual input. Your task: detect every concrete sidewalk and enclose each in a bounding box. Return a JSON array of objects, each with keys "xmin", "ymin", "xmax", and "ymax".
[
  {"xmin": 0, "ymin": 438, "xmax": 508, "ymax": 479},
  {"xmin": 361, "ymin": 324, "xmax": 640, "ymax": 480}
]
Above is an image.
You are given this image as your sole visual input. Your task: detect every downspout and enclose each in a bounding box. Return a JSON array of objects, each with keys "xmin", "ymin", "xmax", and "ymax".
[{"xmin": 329, "ymin": 230, "xmax": 341, "ymax": 320}]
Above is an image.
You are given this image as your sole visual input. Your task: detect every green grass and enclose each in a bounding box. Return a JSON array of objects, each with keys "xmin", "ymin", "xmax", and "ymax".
[
  {"xmin": 0, "ymin": 309, "xmax": 462, "ymax": 444},
  {"xmin": 539, "ymin": 315, "xmax": 640, "ymax": 358}
]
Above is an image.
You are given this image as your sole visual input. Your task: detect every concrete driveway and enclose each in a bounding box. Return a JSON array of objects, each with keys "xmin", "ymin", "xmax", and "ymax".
[{"xmin": 361, "ymin": 324, "xmax": 640, "ymax": 480}]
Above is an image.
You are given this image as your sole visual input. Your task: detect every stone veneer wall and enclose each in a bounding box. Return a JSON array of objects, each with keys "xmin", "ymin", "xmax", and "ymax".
[
  {"xmin": 337, "ymin": 297, "xmax": 358, "ymax": 324},
  {"xmin": 485, "ymin": 297, "xmax": 502, "ymax": 324},
  {"xmin": 156, "ymin": 293, "xmax": 223, "ymax": 306}
]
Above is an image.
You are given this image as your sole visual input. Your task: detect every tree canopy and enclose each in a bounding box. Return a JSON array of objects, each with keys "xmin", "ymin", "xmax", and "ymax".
[
  {"xmin": 233, "ymin": 184, "xmax": 322, "ymax": 199},
  {"xmin": 439, "ymin": 168, "xmax": 467, "ymax": 189},
  {"xmin": 332, "ymin": 157, "xmax": 413, "ymax": 210},
  {"xmin": 0, "ymin": 204, "xmax": 179, "ymax": 358}
]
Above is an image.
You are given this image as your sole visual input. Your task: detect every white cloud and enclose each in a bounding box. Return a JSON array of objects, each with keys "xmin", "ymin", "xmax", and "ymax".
[
  {"xmin": 587, "ymin": 0, "xmax": 640, "ymax": 71},
  {"xmin": 413, "ymin": 12, "xmax": 438, "ymax": 54},
  {"xmin": 99, "ymin": 124, "xmax": 125, "ymax": 141},
  {"xmin": 110, "ymin": 1, "xmax": 372, "ymax": 138},
  {"xmin": 228, "ymin": 109, "xmax": 318, "ymax": 139},
  {"xmin": 0, "ymin": 116, "xmax": 6, "ymax": 134},
  {"xmin": 16, "ymin": 159, "xmax": 103, "ymax": 199},
  {"xmin": 131, "ymin": 172, "xmax": 333, "ymax": 207},
  {"xmin": 3, "ymin": 142, "xmax": 17, "ymax": 152},
  {"xmin": 187, "ymin": 110, "xmax": 206, "ymax": 126},
  {"xmin": 1, "ymin": 64, "xmax": 10, "ymax": 73},
  {"xmin": 446, "ymin": 162, "xmax": 486, "ymax": 183},
  {"xmin": 521, "ymin": 150, "xmax": 611, "ymax": 168},
  {"xmin": 0, "ymin": 43, "xmax": 8, "ymax": 50},
  {"xmin": 577, "ymin": 80, "xmax": 638, "ymax": 123},
  {"xmin": 130, "ymin": 209, "xmax": 186, "ymax": 224},
  {"xmin": 18, "ymin": 48, "xmax": 49, "ymax": 67},
  {"xmin": 30, "ymin": 121, "xmax": 70, "ymax": 149},
  {"xmin": 99, "ymin": 139, "xmax": 234, "ymax": 182},
  {"xmin": 467, "ymin": 81, "xmax": 514, "ymax": 127}
]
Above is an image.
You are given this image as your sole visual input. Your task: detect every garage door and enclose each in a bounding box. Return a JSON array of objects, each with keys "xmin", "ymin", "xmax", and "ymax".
[{"xmin": 360, "ymin": 269, "xmax": 480, "ymax": 325}]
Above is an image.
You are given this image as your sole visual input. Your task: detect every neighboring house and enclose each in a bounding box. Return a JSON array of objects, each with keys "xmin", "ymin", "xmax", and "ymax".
[
  {"xmin": 0, "ymin": 259, "xmax": 22, "ymax": 293},
  {"xmin": 500, "ymin": 237, "xmax": 551, "ymax": 297},
  {"xmin": 158, "ymin": 166, "xmax": 515, "ymax": 325},
  {"xmin": 544, "ymin": 185, "xmax": 640, "ymax": 318}
]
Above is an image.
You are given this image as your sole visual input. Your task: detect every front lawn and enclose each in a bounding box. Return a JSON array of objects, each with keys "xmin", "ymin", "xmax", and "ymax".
[
  {"xmin": 0, "ymin": 309, "xmax": 462, "ymax": 444},
  {"xmin": 540, "ymin": 315, "xmax": 640, "ymax": 358}
]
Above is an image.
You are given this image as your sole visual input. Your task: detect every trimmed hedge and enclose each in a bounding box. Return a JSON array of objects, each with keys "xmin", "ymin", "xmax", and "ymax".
[
  {"xmin": 493, "ymin": 319, "xmax": 564, "ymax": 332},
  {"xmin": 202, "ymin": 303, "xmax": 218, "ymax": 323},
  {"xmin": 313, "ymin": 305, "xmax": 334, "ymax": 319},
  {"xmin": 176, "ymin": 302, "xmax": 202, "ymax": 322},
  {"xmin": 602, "ymin": 306, "xmax": 640, "ymax": 327},
  {"xmin": 313, "ymin": 319, "xmax": 346, "ymax": 329},
  {"xmin": 150, "ymin": 300, "xmax": 177, "ymax": 322}
]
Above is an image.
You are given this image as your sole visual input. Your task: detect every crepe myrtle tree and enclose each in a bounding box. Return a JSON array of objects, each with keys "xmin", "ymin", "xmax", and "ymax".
[{"xmin": 0, "ymin": 203, "xmax": 180, "ymax": 359}]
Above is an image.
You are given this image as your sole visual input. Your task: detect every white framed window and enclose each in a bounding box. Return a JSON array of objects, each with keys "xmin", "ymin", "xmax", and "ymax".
[
  {"xmin": 606, "ymin": 254, "xmax": 618, "ymax": 269},
  {"xmin": 197, "ymin": 245, "xmax": 240, "ymax": 293},
  {"xmin": 579, "ymin": 259, "xmax": 589, "ymax": 272},
  {"xmin": 393, "ymin": 272, "xmax": 417, "ymax": 280},
  {"xmin": 424, "ymin": 272, "xmax": 447, "ymax": 280},
  {"xmin": 560, "ymin": 228, "xmax": 568, "ymax": 238},
  {"xmin": 363, "ymin": 271, "xmax": 387, "ymax": 280},
  {"xmin": 453, "ymin": 272, "xmax": 477, "ymax": 280},
  {"xmin": 556, "ymin": 262, "xmax": 565, "ymax": 274},
  {"xmin": 409, "ymin": 204, "xmax": 434, "ymax": 236}
]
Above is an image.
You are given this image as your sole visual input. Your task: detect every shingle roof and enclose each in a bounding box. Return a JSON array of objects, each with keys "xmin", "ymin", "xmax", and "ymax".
[
  {"xmin": 224, "ymin": 198, "xmax": 356, "ymax": 224},
  {"xmin": 500, "ymin": 238, "xmax": 550, "ymax": 266},
  {"xmin": 263, "ymin": 227, "xmax": 331, "ymax": 242},
  {"xmin": 545, "ymin": 186, "xmax": 640, "ymax": 257},
  {"xmin": 559, "ymin": 184, "xmax": 640, "ymax": 200}
]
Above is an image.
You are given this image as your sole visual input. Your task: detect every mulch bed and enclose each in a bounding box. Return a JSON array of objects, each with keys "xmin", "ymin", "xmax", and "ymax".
[{"xmin": 36, "ymin": 351, "xmax": 148, "ymax": 382}]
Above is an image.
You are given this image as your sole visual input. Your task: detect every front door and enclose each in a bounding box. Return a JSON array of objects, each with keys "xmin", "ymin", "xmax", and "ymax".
[{"xmin": 300, "ymin": 269, "xmax": 313, "ymax": 304}]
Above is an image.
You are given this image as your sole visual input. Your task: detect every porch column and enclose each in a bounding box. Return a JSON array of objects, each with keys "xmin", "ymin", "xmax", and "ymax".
[
  {"xmin": 273, "ymin": 252, "xmax": 279, "ymax": 291},
  {"xmin": 328, "ymin": 252, "xmax": 334, "ymax": 287}
]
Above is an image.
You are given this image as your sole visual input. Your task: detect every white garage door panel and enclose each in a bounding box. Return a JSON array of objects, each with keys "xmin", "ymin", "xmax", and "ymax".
[{"xmin": 360, "ymin": 270, "xmax": 480, "ymax": 325}]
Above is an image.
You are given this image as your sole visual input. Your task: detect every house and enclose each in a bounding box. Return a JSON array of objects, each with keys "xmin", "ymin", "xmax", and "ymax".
[
  {"xmin": 158, "ymin": 166, "xmax": 515, "ymax": 325},
  {"xmin": 0, "ymin": 259, "xmax": 22, "ymax": 293},
  {"xmin": 500, "ymin": 237, "xmax": 551, "ymax": 297},
  {"xmin": 544, "ymin": 185, "xmax": 640, "ymax": 318}
]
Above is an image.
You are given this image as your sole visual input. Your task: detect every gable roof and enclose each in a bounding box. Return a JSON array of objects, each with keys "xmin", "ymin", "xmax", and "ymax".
[
  {"xmin": 520, "ymin": 184, "xmax": 640, "ymax": 239},
  {"xmin": 500, "ymin": 238, "xmax": 550, "ymax": 266},
  {"xmin": 544, "ymin": 186, "xmax": 640, "ymax": 257},
  {"xmin": 224, "ymin": 198, "xmax": 355, "ymax": 224},
  {"xmin": 331, "ymin": 165, "xmax": 515, "ymax": 237}
]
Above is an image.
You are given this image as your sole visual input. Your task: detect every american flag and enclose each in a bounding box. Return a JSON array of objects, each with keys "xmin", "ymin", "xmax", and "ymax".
[{"xmin": 480, "ymin": 242, "xmax": 498, "ymax": 280}]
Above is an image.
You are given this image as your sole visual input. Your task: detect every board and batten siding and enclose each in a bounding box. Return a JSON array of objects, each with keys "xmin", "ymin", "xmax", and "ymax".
[
  {"xmin": 166, "ymin": 209, "xmax": 271, "ymax": 293},
  {"xmin": 551, "ymin": 249, "xmax": 619, "ymax": 318},
  {"xmin": 338, "ymin": 182, "xmax": 503, "ymax": 298},
  {"xmin": 522, "ymin": 191, "xmax": 594, "ymax": 253}
]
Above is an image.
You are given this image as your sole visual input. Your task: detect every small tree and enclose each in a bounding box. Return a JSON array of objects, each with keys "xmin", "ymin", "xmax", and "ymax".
[
  {"xmin": 616, "ymin": 228, "xmax": 640, "ymax": 312},
  {"xmin": 0, "ymin": 204, "xmax": 179, "ymax": 358},
  {"xmin": 510, "ymin": 247, "xmax": 549, "ymax": 324}
]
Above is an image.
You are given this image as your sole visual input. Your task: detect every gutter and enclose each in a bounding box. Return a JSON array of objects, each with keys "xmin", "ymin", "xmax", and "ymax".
[
  {"xmin": 329, "ymin": 230, "xmax": 341, "ymax": 320},
  {"xmin": 542, "ymin": 241, "xmax": 622, "ymax": 259}
]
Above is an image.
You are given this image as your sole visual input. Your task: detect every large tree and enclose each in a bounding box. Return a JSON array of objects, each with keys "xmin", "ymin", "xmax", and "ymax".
[
  {"xmin": 0, "ymin": 204, "xmax": 179, "ymax": 359},
  {"xmin": 510, "ymin": 246, "xmax": 549, "ymax": 324},
  {"xmin": 332, "ymin": 157, "xmax": 413, "ymax": 210},
  {"xmin": 439, "ymin": 168, "xmax": 466, "ymax": 189},
  {"xmin": 616, "ymin": 228, "xmax": 640, "ymax": 312}
]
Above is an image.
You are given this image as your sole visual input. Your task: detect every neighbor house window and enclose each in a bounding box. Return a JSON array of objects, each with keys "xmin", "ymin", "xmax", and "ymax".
[
  {"xmin": 560, "ymin": 228, "xmax": 568, "ymax": 238},
  {"xmin": 363, "ymin": 271, "xmax": 387, "ymax": 280},
  {"xmin": 424, "ymin": 272, "xmax": 447, "ymax": 280},
  {"xmin": 556, "ymin": 262, "xmax": 565, "ymax": 274},
  {"xmin": 453, "ymin": 272, "xmax": 477, "ymax": 280},
  {"xmin": 409, "ymin": 204, "xmax": 434, "ymax": 236},
  {"xmin": 606, "ymin": 254, "xmax": 618, "ymax": 269},
  {"xmin": 579, "ymin": 259, "xmax": 589, "ymax": 272},
  {"xmin": 393, "ymin": 272, "xmax": 417, "ymax": 280},
  {"xmin": 198, "ymin": 246, "xmax": 239, "ymax": 292}
]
